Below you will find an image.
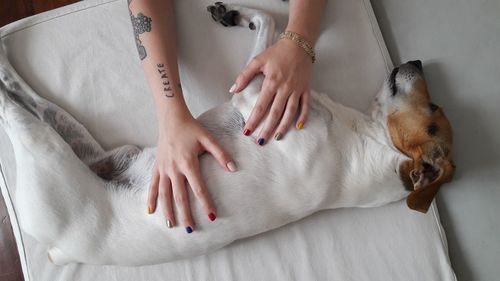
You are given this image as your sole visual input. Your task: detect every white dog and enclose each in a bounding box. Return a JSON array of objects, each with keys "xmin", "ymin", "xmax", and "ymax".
[{"xmin": 0, "ymin": 3, "xmax": 455, "ymax": 266}]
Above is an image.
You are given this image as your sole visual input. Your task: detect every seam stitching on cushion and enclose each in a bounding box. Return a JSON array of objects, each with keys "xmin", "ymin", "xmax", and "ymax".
[{"xmin": 0, "ymin": 0, "xmax": 121, "ymax": 39}]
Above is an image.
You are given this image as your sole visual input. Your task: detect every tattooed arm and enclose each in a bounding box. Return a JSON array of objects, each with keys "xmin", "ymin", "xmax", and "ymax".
[{"xmin": 128, "ymin": 0, "xmax": 236, "ymax": 233}]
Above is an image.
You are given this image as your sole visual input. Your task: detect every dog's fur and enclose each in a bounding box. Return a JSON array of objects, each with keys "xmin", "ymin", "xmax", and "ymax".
[{"xmin": 0, "ymin": 4, "xmax": 454, "ymax": 266}]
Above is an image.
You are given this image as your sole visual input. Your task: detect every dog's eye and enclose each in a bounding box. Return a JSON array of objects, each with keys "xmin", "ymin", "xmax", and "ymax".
[
  {"xmin": 429, "ymin": 103, "xmax": 439, "ymax": 112},
  {"xmin": 427, "ymin": 123, "xmax": 438, "ymax": 136}
]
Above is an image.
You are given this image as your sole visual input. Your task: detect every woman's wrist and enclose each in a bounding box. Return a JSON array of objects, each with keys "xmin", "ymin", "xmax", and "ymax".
[
  {"xmin": 275, "ymin": 38, "xmax": 312, "ymax": 65},
  {"xmin": 279, "ymin": 30, "xmax": 316, "ymax": 63},
  {"xmin": 284, "ymin": 24, "xmax": 316, "ymax": 47},
  {"xmin": 156, "ymin": 97, "xmax": 192, "ymax": 126}
]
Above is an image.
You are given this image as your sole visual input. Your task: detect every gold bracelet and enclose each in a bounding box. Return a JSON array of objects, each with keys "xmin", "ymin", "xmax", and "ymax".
[{"xmin": 279, "ymin": 30, "xmax": 316, "ymax": 63}]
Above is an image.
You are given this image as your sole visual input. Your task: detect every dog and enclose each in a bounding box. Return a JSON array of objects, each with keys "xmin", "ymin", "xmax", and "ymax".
[{"xmin": 0, "ymin": 3, "xmax": 455, "ymax": 266}]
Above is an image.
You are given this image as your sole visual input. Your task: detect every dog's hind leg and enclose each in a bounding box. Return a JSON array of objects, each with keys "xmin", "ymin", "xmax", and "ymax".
[
  {"xmin": 0, "ymin": 56, "xmax": 113, "ymax": 260},
  {"xmin": 0, "ymin": 53, "xmax": 142, "ymax": 181},
  {"xmin": 0, "ymin": 53, "xmax": 106, "ymax": 164}
]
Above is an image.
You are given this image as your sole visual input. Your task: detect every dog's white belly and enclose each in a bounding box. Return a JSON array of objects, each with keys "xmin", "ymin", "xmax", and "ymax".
[{"xmin": 81, "ymin": 101, "xmax": 338, "ymax": 265}]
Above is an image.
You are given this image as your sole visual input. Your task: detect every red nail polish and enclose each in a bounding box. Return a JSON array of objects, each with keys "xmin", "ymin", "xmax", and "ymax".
[
  {"xmin": 208, "ymin": 213, "xmax": 216, "ymax": 221},
  {"xmin": 243, "ymin": 129, "xmax": 251, "ymax": 136}
]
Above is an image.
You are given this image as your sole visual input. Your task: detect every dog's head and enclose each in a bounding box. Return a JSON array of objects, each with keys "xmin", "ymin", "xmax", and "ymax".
[{"xmin": 371, "ymin": 60, "xmax": 455, "ymax": 213}]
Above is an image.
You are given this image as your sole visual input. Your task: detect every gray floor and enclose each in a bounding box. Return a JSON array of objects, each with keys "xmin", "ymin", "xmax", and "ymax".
[{"xmin": 370, "ymin": 1, "xmax": 500, "ymax": 280}]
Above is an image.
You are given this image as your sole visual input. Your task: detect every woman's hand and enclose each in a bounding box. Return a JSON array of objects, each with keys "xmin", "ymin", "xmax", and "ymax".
[
  {"xmin": 230, "ymin": 38, "xmax": 312, "ymax": 145},
  {"xmin": 147, "ymin": 111, "xmax": 236, "ymax": 233}
]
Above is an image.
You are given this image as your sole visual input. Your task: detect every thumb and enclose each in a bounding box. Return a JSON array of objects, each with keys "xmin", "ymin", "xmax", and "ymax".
[
  {"xmin": 231, "ymin": 58, "xmax": 262, "ymax": 93},
  {"xmin": 201, "ymin": 135, "xmax": 238, "ymax": 172}
]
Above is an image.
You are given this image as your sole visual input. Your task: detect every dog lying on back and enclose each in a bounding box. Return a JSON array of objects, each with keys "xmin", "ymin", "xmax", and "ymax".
[{"xmin": 0, "ymin": 4, "xmax": 455, "ymax": 266}]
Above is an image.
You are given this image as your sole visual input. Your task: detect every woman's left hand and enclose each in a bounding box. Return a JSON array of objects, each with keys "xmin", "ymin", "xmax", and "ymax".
[{"xmin": 230, "ymin": 38, "xmax": 312, "ymax": 145}]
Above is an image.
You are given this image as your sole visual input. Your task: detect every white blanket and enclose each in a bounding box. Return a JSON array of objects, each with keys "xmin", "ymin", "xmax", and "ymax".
[{"xmin": 0, "ymin": 0, "xmax": 456, "ymax": 280}]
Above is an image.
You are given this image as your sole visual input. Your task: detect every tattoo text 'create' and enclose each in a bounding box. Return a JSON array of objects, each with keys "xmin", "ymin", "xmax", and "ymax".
[{"xmin": 157, "ymin": 63, "xmax": 174, "ymax": 98}]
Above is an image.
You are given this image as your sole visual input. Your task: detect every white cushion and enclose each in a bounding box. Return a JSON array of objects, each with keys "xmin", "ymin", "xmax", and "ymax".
[{"xmin": 0, "ymin": 0, "xmax": 456, "ymax": 280}]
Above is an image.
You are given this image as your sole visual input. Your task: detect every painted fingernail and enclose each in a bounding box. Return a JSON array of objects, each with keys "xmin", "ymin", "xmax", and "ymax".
[
  {"xmin": 208, "ymin": 213, "xmax": 216, "ymax": 221},
  {"xmin": 166, "ymin": 219, "xmax": 173, "ymax": 228},
  {"xmin": 229, "ymin": 83, "xmax": 237, "ymax": 93},
  {"xmin": 274, "ymin": 133, "xmax": 282, "ymax": 141},
  {"xmin": 296, "ymin": 122, "xmax": 304, "ymax": 130},
  {"xmin": 258, "ymin": 138, "xmax": 265, "ymax": 146},
  {"xmin": 186, "ymin": 226, "xmax": 193, "ymax": 234},
  {"xmin": 148, "ymin": 207, "xmax": 152, "ymax": 214},
  {"xmin": 227, "ymin": 161, "xmax": 237, "ymax": 172},
  {"xmin": 243, "ymin": 129, "xmax": 251, "ymax": 136}
]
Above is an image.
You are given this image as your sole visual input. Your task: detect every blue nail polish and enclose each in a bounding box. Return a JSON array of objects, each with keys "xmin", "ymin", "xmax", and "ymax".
[
  {"xmin": 186, "ymin": 226, "xmax": 193, "ymax": 234},
  {"xmin": 258, "ymin": 138, "xmax": 265, "ymax": 146}
]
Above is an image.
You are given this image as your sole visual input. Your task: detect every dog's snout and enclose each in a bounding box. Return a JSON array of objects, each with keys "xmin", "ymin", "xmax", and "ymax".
[{"xmin": 407, "ymin": 60, "xmax": 423, "ymax": 71}]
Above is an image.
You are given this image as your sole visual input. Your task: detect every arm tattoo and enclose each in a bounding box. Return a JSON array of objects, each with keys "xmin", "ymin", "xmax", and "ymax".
[
  {"xmin": 157, "ymin": 63, "xmax": 175, "ymax": 98},
  {"xmin": 128, "ymin": 0, "xmax": 152, "ymax": 60}
]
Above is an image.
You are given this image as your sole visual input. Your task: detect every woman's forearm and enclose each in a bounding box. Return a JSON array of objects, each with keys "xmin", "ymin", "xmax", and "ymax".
[
  {"xmin": 286, "ymin": 0, "xmax": 327, "ymax": 45},
  {"xmin": 128, "ymin": 0, "xmax": 190, "ymax": 124}
]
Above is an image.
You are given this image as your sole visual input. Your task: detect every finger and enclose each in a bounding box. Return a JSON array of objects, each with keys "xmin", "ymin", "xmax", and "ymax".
[
  {"xmin": 243, "ymin": 79, "xmax": 277, "ymax": 137},
  {"xmin": 274, "ymin": 93, "xmax": 300, "ymax": 140},
  {"xmin": 147, "ymin": 170, "xmax": 160, "ymax": 214},
  {"xmin": 296, "ymin": 91, "xmax": 310, "ymax": 130},
  {"xmin": 257, "ymin": 90, "xmax": 289, "ymax": 145},
  {"xmin": 172, "ymin": 175, "xmax": 195, "ymax": 233},
  {"xmin": 200, "ymin": 135, "xmax": 237, "ymax": 172},
  {"xmin": 231, "ymin": 58, "xmax": 261, "ymax": 93},
  {"xmin": 184, "ymin": 161, "xmax": 217, "ymax": 222},
  {"xmin": 158, "ymin": 175, "xmax": 175, "ymax": 228}
]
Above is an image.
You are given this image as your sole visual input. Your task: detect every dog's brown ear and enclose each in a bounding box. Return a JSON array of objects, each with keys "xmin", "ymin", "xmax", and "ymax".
[{"xmin": 400, "ymin": 145, "xmax": 455, "ymax": 213}]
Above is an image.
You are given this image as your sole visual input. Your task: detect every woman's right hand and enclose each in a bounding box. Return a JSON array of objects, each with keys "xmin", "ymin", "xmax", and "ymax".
[{"xmin": 147, "ymin": 111, "xmax": 237, "ymax": 233}]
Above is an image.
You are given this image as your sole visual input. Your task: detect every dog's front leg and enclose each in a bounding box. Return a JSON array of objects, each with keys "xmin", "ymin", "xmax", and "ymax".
[{"xmin": 208, "ymin": 3, "xmax": 276, "ymax": 126}]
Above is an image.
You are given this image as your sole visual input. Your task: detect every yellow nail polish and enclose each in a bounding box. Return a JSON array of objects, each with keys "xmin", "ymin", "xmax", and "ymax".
[
  {"xmin": 297, "ymin": 122, "xmax": 304, "ymax": 130},
  {"xmin": 148, "ymin": 207, "xmax": 152, "ymax": 214}
]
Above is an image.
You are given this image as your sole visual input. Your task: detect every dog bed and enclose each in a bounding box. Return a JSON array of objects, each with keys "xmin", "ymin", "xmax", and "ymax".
[{"xmin": 0, "ymin": 0, "xmax": 456, "ymax": 280}]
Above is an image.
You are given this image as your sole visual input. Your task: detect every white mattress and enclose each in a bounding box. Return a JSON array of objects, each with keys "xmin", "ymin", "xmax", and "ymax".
[{"xmin": 0, "ymin": 0, "xmax": 456, "ymax": 280}]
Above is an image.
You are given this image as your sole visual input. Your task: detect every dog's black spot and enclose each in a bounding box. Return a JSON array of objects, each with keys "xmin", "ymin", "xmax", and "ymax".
[
  {"xmin": 389, "ymin": 67, "xmax": 399, "ymax": 96},
  {"xmin": 429, "ymin": 103, "xmax": 439, "ymax": 113},
  {"xmin": 427, "ymin": 123, "xmax": 438, "ymax": 136},
  {"xmin": 1, "ymin": 79, "xmax": 39, "ymax": 119}
]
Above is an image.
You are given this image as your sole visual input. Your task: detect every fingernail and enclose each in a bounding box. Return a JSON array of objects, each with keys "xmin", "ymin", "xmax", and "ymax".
[
  {"xmin": 227, "ymin": 161, "xmax": 237, "ymax": 172},
  {"xmin": 229, "ymin": 83, "xmax": 237, "ymax": 93},
  {"xmin": 243, "ymin": 129, "xmax": 251, "ymax": 136},
  {"xmin": 186, "ymin": 226, "xmax": 193, "ymax": 234},
  {"xmin": 258, "ymin": 138, "xmax": 265, "ymax": 146},
  {"xmin": 166, "ymin": 219, "xmax": 173, "ymax": 228},
  {"xmin": 208, "ymin": 213, "xmax": 216, "ymax": 221},
  {"xmin": 296, "ymin": 122, "xmax": 304, "ymax": 130},
  {"xmin": 148, "ymin": 207, "xmax": 152, "ymax": 214},
  {"xmin": 274, "ymin": 132, "xmax": 282, "ymax": 141}
]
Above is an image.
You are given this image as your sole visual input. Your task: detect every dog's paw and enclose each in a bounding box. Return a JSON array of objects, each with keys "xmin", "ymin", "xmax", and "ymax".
[{"xmin": 207, "ymin": 2, "xmax": 239, "ymax": 27}]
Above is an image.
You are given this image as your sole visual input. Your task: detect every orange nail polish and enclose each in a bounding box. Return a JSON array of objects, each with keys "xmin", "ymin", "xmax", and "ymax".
[{"xmin": 297, "ymin": 122, "xmax": 304, "ymax": 130}]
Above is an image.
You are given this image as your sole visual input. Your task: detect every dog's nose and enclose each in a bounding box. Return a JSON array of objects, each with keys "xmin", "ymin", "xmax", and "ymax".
[{"xmin": 407, "ymin": 60, "xmax": 423, "ymax": 71}]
